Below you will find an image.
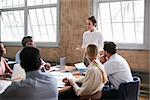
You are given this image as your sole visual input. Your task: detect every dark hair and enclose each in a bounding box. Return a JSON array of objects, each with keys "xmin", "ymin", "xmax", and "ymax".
[
  {"xmin": 103, "ymin": 41, "xmax": 116, "ymax": 54},
  {"xmin": 20, "ymin": 47, "xmax": 41, "ymax": 72},
  {"xmin": 22, "ymin": 36, "xmax": 32, "ymax": 47},
  {"xmin": 0, "ymin": 42, "xmax": 5, "ymax": 57},
  {"xmin": 88, "ymin": 16, "xmax": 97, "ymax": 27}
]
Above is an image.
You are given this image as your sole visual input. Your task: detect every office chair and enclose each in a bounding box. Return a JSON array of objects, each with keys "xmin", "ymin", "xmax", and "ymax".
[{"xmin": 118, "ymin": 76, "xmax": 141, "ymax": 100}]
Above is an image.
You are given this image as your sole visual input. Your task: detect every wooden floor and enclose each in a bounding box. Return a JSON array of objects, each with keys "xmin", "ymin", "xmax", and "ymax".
[{"xmin": 140, "ymin": 95, "xmax": 149, "ymax": 100}]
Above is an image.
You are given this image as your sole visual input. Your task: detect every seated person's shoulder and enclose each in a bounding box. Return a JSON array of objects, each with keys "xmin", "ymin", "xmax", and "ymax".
[
  {"xmin": 16, "ymin": 50, "xmax": 21, "ymax": 55},
  {"xmin": 1, "ymin": 56, "xmax": 6, "ymax": 61},
  {"xmin": 39, "ymin": 71, "xmax": 57, "ymax": 80}
]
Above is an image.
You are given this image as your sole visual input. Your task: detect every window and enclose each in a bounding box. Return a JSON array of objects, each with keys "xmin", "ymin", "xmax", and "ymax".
[
  {"xmin": 0, "ymin": 0, "xmax": 60, "ymax": 47},
  {"xmin": 93, "ymin": 0, "xmax": 149, "ymax": 50}
]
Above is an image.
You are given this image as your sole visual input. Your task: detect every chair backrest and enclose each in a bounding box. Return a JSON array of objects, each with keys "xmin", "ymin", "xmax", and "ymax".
[{"xmin": 119, "ymin": 76, "xmax": 141, "ymax": 100}]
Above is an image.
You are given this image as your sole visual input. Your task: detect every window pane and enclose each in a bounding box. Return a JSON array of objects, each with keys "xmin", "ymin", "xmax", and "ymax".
[
  {"xmin": 122, "ymin": 1, "xmax": 134, "ymax": 22},
  {"xmin": 98, "ymin": 3, "xmax": 111, "ymax": 23},
  {"xmin": 0, "ymin": 0, "xmax": 24, "ymax": 8},
  {"xmin": 0, "ymin": 0, "xmax": 59, "ymax": 47},
  {"xmin": 32, "ymin": 26, "xmax": 41, "ymax": 40},
  {"xmin": 47, "ymin": 25, "xmax": 57, "ymax": 42},
  {"xmin": 101, "ymin": 23, "xmax": 113, "ymax": 41},
  {"xmin": 28, "ymin": 8, "xmax": 57, "ymax": 42},
  {"xmin": 1, "ymin": 11, "xmax": 24, "ymax": 42},
  {"xmin": 98, "ymin": 3, "xmax": 111, "ymax": 38},
  {"xmin": 110, "ymin": 2, "xmax": 122, "ymax": 22},
  {"xmin": 123, "ymin": 23, "xmax": 135, "ymax": 43},
  {"xmin": 134, "ymin": 0, "xmax": 144, "ymax": 21},
  {"xmin": 113, "ymin": 23, "xmax": 124, "ymax": 43},
  {"xmin": 135, "ymin": 22, "xmax": 143, "ymax": 44},
  {"xmin": 97, "ymin": 0, "xmax": 144, "ymax": 44},
  {"xmin": 27, "ymin": 0, "xmax": 57, "ymax": 6}
]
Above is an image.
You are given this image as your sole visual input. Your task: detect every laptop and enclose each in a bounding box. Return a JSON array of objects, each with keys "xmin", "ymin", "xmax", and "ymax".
[
  {"xmin": 60, "ymin": 57, "xmax": 66, "ymax": 70},
  {"xmin": 52, "ymin": 57, "xmax": 67, "ymax": 70},
  {"xmin": 74, "ymin": 62, "xmax": 87, "ymax": 74}
]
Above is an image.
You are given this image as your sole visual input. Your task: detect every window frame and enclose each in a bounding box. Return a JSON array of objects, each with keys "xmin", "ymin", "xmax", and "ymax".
[
  {"xmin": 93, "ymin": 0, "xmax": 150, "ymax": 50},
  {"xmin": 0, "ymin": 0, "xmax": 60, "ymax": 48}
]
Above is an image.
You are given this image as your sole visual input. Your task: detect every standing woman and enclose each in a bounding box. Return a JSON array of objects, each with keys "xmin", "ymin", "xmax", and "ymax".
[
  {"xmin": 0, "ymin": 42, "xmax": 12, "ymax": 78},
  {"xmin": 63, "ymin": 44, "xmax": 108, "ymax": 100},
  {"xmin": 82, "ymin": 16, "xmax": 104, "ymax": 65}
]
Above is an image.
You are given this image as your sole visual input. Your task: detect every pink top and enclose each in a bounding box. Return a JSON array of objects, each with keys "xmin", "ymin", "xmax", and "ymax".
[{"xmin": 0, "ymin": 57, "xmax": 12, "ymax": 75}]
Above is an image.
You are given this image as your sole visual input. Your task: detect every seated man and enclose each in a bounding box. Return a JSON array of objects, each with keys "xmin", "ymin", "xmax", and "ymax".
[
  {"xmin": 101, "ymin": 41, "xmax": 133, "ymax": 99},
  {"xmin": 1, "ymin": 47, "xmax": 58, "ymax": 100},
  {"xmin": 15, "ymin": 36, "xmax": 35, "ymax": 63},
  {"xmin": 15, "ymin": 36, "xmax": 50, "ymax": 72}
]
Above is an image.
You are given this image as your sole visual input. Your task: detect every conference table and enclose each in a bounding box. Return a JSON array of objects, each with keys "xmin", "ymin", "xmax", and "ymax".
[
  {"xmin": 0, "ymin": 65, "xmax": 83, "ymax": 94},
  {"xmin": 52, "ymin": 65, "xmax": 83, "ymax": 93}
]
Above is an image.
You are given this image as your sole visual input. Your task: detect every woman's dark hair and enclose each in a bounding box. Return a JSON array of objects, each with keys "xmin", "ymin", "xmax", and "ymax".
[
  {"xmin": 0, "ymin": 42, "xmax": 5, "ymax": 58},
  {"xmin": 103, "ymin": 41, "xmax": 116, "ymax": 54},
  {"xmin": 20, "ymin": 47, "xmax": 41, "ymax": 72},
  {"xmin": 88, "ymin": 16, "xmax": 97, "ymax": 27},
  {"xmin": 22, "ymin": 36, "xmax": 32, "ymax": 47}
]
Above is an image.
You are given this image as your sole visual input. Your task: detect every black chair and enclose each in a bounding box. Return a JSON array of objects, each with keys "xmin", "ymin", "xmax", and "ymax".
[{"xmin": 118, "ymin": 76, "xmax": 141, "ymax": 100}]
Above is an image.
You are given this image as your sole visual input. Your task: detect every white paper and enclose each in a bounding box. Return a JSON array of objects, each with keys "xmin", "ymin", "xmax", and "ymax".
[
  {"xmin": 50, "ymin": 71, "xmax": 74, "ymax": 88},
  {"xmin": 0, "ymin": 80, "xmax": 12, "ymax": 94}
]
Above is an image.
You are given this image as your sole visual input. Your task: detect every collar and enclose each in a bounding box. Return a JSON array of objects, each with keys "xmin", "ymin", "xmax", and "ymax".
[{"xmin": 26, "ymin": 70, "xmax": 41, "ymax": 77}]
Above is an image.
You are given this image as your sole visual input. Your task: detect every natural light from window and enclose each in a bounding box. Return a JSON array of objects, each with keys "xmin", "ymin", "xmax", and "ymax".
[
  {"xmin": 1, "ymin": 11, "xmax": 24, "ymax": 42},
  {"xmin": 97, "ymin": 0, "xmax": 144, "ymax": 44},
  {"xmin": 0, "ymin": 0, "xmax": 59, "ymax": 46}
]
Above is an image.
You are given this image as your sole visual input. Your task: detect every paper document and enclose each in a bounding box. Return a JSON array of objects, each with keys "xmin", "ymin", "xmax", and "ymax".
[
  {"xmin": 0, "ymin": 80, "xmax": 12, "ymax": 94},
  {"xmin": 50, "ymin": 67, "xmax": 60, "ymax": 71},
  {"xmin": 50, "ymin": 71, "xmax": 74, "ymax": 88}
]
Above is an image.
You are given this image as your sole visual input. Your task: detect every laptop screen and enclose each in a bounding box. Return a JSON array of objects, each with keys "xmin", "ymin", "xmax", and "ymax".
[{"xmin": 74, "ymin": 62, "xmax": 87, "ymax": 74}]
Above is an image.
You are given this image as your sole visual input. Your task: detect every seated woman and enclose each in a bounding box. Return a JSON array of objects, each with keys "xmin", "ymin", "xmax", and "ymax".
[
  {"xmin": 63, "ymin": 44, "xmax": 108, "ymax": 100},
  {"xmin": 0, "ymin": 42, "xmax": 12, "ymax": 78}
]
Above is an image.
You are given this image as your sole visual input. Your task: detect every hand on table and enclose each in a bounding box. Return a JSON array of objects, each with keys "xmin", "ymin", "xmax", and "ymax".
[
  {"xmin": 0, "ymin": 73, "xmax": 12, "ymax": 79},
  {"xmin": 62, "ymin": 77, "xmax": 75, "ymax": 86},
  {"xmin": 41, "ymin": 62, "xmax": 51, "ymax": 72},
  {"xmin": 44, "ymin": 63, "xmax": 51, "ymax": 70}
]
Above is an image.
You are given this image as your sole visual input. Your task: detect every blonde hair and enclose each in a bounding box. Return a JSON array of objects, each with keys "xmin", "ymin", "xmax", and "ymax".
[
  {"xmin": 87, "ymin": 44, "xmax": 108, "ymax": 84},
  {"xmin": 86, "ymin": 44, "xmax": 98, "ymax": 60}
]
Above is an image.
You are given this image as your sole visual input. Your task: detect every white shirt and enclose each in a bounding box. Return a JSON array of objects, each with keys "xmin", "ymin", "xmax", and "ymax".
[
  {"xmin": 11, "ymin": 64, "xmax": 26, "ymax": 82},
  {"xmin": 104, "ymin": 53, "xmax": 133, "ymax": 90},
  {"xmin": 15, "ymin": 50, "xmax": 45, "ymax": 64},
  {"xmin": 1, "ymin": 70, "xmax": 58, "ymax": 100},
  {"xmin": 82, "ymin": 30, "xmax": 104, "ymax": 49},
  {"xmin": 15, "ymin": 50, "xmax": 21, "ymax": 64}
]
